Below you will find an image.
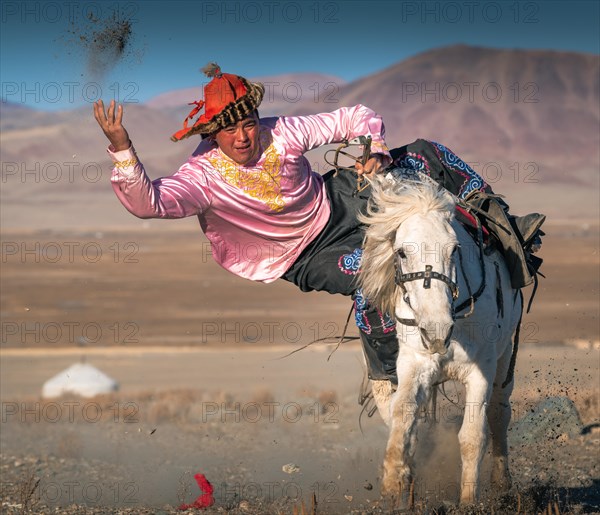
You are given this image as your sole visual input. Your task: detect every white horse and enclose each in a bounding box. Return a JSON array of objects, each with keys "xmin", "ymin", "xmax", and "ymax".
[{"xmin": 358, "ymin": 173, "xmax": 522, "ymax": 507}]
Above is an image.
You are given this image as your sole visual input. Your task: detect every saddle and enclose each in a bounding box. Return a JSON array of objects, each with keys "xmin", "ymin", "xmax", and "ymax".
[
  {"xmin": 454, "ymin": 204, "xmax": 490, "ymax": 243},
  {"xmin": 462, "ymin": 190, "xmax": 546, "ymax": 291}
]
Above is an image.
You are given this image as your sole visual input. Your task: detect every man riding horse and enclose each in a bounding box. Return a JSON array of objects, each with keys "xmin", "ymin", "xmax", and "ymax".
[{"xmin": 93, "ymin": 63, "xmax": 544, "ymax": 386}]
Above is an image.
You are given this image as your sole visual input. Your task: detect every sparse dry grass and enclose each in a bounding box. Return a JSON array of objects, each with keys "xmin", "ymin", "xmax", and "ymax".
[
  {"xmin": 17, "ymin": 468, "xmax": 40, "ymax": 515},
  {"xmin": 3, "ymin": 387, "xmax": 346, "ymax": 426}
]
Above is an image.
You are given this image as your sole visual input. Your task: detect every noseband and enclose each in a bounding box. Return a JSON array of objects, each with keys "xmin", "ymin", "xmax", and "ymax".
[{"xmin": 394, "ymin": 251, "xmax": 460, "ymax": 327}]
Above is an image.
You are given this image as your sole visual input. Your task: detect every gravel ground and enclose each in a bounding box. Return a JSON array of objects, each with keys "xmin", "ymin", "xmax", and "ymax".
[{"xmin": 1, "ymin": 386, "xmax": 598, "ymax": 514}]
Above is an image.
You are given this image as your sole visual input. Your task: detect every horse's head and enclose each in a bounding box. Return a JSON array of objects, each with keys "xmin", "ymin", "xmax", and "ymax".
[
  {"xmin": 392, "ymin": 207, "xmax": 460, "ymax": 354},
  {"xmin": 359, "ymin": 174, "xmax": 459, "ymax": 355}
]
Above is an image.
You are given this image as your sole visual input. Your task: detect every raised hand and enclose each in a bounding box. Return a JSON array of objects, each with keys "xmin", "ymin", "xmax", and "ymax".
[{"xmin": 93, "ymin": 99, "xmax": 131, "ymax": 151}]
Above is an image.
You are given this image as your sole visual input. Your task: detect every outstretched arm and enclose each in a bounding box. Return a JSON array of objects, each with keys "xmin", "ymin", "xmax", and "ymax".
[
  {"xmin": 279, "ymin": 104, "xmax": 392, "ymax": 176},
  {"xmin": 93, "ymin": 100, "xmax": 211, "ymax": 219}
]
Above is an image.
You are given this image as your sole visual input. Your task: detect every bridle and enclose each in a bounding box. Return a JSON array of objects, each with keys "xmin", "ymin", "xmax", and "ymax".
[
  {"xmin": 394, "ymin": 254, "xmax": 459, "ymax": 301},
  {"xmin": 394, "ymin": 251, "xmax": 459, "ymax": 327},
  {"xmin": 393, "ymin": 215, "xmax": 487, "ymax": 327}
]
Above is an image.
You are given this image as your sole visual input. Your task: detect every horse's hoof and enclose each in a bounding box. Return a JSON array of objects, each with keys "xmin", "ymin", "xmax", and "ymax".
[
  {"xmin": 491, "ymin": 478, "xmax": 512, "ymax": 492},
  {"xmin": 491, "ymin": 471, "xmax": 512, "ymax": 492},
  {"xmin": 381, "ymin": 484, "xmax": 413, "ymax": 512},
  {"xmin": 380, "ymin": 493, "xmax": 410, "ymax": 513},
  {"xmin": 432, "ymin": 500, "xmax": 455, "ymax": 514}
]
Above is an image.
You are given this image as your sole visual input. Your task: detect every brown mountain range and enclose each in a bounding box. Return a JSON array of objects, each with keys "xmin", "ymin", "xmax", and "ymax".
[{"xmin": 287, "ymin": 45, "xmax": 599, "ymax": 185}]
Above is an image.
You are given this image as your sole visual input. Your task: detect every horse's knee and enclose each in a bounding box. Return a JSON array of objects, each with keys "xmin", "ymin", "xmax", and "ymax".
[{"xmin": 371, "ymin": 379, "xmax": 394, "ymax": 425}]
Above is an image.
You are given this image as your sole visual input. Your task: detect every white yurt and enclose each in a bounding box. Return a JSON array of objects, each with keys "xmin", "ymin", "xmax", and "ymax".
[{"xmin": 42, "ymin": 362, "xmax": 119, "ymax": 398}]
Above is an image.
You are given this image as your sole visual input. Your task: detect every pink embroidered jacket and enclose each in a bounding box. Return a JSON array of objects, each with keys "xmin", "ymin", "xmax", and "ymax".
[{"xmin": 109, "ymin": 104, "xmax": 391, "ymax": 282}]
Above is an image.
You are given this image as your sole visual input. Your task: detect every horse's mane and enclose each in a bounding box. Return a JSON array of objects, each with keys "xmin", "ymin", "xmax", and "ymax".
[{"xmin": 358, "ymin": 174, "xmax": 456, "ymax": 316}]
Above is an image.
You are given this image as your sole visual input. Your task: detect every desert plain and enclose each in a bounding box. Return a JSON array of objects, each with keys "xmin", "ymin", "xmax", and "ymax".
[{"xmin": 0, "ymin": 217, "xmax": 598, "ymax": 514}]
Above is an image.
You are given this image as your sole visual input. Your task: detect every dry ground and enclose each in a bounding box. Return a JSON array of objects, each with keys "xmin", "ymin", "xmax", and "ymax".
[
  {"xmin": 0, "ymin": 221, "xmax": 598, "ymax": 513},
  {"xmin": 1, "ymin": 220, "xmax": 598, "ymax": 350}
]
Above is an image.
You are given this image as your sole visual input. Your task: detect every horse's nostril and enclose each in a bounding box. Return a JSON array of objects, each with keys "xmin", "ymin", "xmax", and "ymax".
[
  {"xmin": 420, "ymin": 324, "xmax": 453, "ymax": 354},
  {"xmin": 446, "ymin": 324, "xmax": 455, "ymax": 344},
  {"xmin": 431, "ymin": 339, "xmax": 448, "ymax": 355}
]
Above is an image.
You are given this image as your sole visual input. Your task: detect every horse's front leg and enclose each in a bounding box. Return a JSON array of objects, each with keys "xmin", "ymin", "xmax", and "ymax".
[
  {"xmin": 459, "ymin": 370, "xmax": 493, "ymax": 505},
  {"xmin": 381, "ymin": 363, "xmax": 430, "ymax": 509},
  {"xmin": 487, "ymin": 344, "xmax": 514, "ymax": 491}
]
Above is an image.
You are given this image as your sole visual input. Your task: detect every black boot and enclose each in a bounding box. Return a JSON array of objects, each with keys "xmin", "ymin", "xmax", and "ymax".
[
  {"xmin": 359, "ymin": 331, "xmax": 399, "ymax": 385},
  {"xmin": 353, "ymin": 290, "xmax": 399, "ymax": 384}
]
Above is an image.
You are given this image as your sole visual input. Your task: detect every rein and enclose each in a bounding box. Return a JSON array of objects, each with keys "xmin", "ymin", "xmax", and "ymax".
[
  {"xmin": 454, "ymin": 212, "xmax": 487, "ymax": 316},
  {"xmin": 325, "ymin": 136, "xmax": 373, "ymax": 195}
]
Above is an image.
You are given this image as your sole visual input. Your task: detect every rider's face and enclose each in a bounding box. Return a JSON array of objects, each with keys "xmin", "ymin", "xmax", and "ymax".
[{"xmin": 214, "ymin": 112, "xmax": 260, "ymax": 165}]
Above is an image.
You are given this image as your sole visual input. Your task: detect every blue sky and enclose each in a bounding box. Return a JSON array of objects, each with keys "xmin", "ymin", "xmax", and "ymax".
[{"xmin": 1, "ymin": 0, "xmax": 599, "ymax": 110}]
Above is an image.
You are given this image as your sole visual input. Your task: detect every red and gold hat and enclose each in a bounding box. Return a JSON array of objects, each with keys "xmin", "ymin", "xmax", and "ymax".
[{"xmin": 171, "ymin": 63, "xmax": 264, "ymax": 141}]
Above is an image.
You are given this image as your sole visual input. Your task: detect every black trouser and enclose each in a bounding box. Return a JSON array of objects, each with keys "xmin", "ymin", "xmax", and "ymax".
[{"xmin": 282, "ymin": 168, "xmax": 399, "ymax": 383}]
